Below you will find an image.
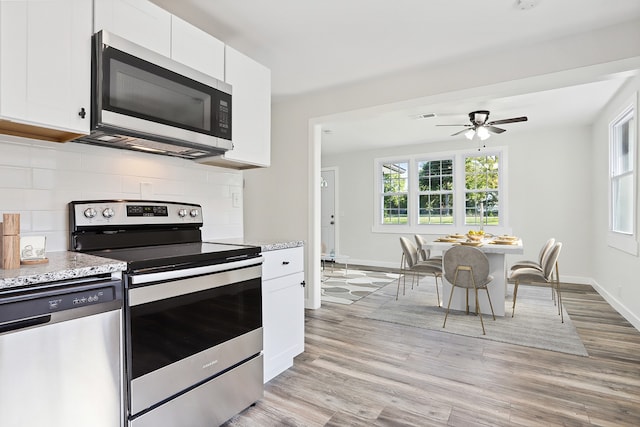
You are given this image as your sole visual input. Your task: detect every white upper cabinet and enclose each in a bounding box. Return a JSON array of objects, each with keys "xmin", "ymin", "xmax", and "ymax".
[
  {"xmin": 171, "ymin": 16, "xmax": 225, "ymax": 81},
  {"xmin": 0, "ymin": 0, "xmax": 92, "ymax": 141},
  {"xmin": 94, "ymin": 0, "xmax": 171, "ymax": 57},
  {"xmin": 94, "ymin": 1, "xmax": 225, "ymax": 81},
  {"xmin": 220, "ymin": 46, "xmax": 271, "ymax": 168}
]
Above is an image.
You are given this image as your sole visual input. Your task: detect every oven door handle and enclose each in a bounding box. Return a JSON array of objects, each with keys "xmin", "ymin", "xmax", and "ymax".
[
  {"xmin": 130, "ymin": 256, "xmax": 263, "ymax": 286},
  {"xmin": 129, "ymin": 257, "xmax": 263, "ymax": 306}
]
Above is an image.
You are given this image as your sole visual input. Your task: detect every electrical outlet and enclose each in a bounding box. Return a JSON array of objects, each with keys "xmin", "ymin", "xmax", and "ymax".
[{"xmin": 232, "ymin": 192, "xmax": 241, "ymax": 208}]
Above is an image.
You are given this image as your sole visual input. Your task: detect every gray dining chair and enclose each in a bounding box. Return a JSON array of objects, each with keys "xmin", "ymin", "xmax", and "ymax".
[
  {"xmin": 442, "ymin": 245, "xmax": 495, "ymax": 335},
  {"xmin": 509, "ymin": 242, "xmax": 563, "ymax": 322},
  {"xmin": 398, "ymin": 237, "xmax": 442, "ymax": 305},
  {"xmin": 509, "ymin": 237, "xmax": 555, "ymax": 272},
  {"xmin": 414, "ymin": 234, "xmax": 443, "ymax": 262}
]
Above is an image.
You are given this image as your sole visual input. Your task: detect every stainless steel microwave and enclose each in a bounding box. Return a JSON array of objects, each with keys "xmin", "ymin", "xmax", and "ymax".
[{"xmin": 73, "ymin": 30, "xmax": 233, "ymax": 159}]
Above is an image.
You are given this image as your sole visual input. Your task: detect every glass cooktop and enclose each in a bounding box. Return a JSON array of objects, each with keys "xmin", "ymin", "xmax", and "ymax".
[{"xmin": 89, "ymin": 242, "xmax": 260, "ymax": 273}]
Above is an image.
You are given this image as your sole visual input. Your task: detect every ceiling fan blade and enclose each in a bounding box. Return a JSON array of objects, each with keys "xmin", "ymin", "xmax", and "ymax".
[
  {"xmin": 485, "ymin": 125, "xmax": 506, "ymax": 134},
  {"xmin": 436, "ymin": 124, "xmax": 469, "ymax": 127},
  {"xmin": 451, "ymin": 128, "xmax": 471, "ymax": 136},
  {"xmin": 487, "ymin": 116, "xmax": 528, "ymax": 125}
]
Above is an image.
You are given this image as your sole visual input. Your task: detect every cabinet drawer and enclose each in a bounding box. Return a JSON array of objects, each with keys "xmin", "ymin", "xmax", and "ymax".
[{"xmin": 262, "ymin": 247, "xmax": 304, "ymax": 281}]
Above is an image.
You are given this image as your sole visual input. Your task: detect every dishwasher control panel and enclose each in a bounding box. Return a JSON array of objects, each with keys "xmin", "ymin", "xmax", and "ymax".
[
  {"xmin": 0, "ymin": 279, "xmax": 122, "ymax": 328},
  {"xmin": 49, "ymin": 287, "xmax": 114, "ymax": 311}
]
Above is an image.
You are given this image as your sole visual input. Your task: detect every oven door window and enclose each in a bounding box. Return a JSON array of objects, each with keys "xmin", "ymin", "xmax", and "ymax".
[
  {"xmin": 128, "ymin": 277, "xmax": 261, "ymax": 380},
  {"xmin": 102, "ymin": 47, "xmax": 231, "ymax": 139}
]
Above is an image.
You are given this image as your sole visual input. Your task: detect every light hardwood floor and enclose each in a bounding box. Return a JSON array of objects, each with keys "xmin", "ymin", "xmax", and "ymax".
[{"xmin": 225, "ymin": 276, "xmax": 640, "ymax": 426}]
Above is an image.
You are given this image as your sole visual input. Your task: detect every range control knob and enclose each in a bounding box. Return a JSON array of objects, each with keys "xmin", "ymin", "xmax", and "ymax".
[
  {"xmin": 102, "ymin": 208, "xmax": 115, "ymax": 219},
  {"xmin": 189, "ymin": 209, "xmax": 199, "ymax": 218},
  {"xmin": 83, "ymin": 208, "xmax": 97, "ymax": 218},
  {"xmin": 178, "ymin": 208, "xmax": 188, "ymax": 218}
]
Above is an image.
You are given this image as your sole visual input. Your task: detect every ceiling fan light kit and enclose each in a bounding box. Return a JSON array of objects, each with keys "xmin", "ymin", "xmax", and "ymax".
[
  {"xmin": 471, "ymin": 110, "xmax": 490, "ymax": 125},
  {"xmin": 464, "ymin": 126, "xmax": 490, "ymax": 141},
  {"xmin": 477, "ymin": 126, "xmax": 491, "ymax": 140},
  {"xmin": 437, "ymin": 109, "xmax": 528, "ymax": 143}
]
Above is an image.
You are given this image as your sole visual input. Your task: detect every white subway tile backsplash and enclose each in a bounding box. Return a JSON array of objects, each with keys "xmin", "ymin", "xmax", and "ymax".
[
  {"xmin": 44, "ymin": 232, "xmax": 68, "ymax": 252},
  {"xmin": 29, "ymin": 146, "xmax": 59, "ymax": 169},
  {"xmin": 55, "ymin": 169, "xmax": 93, "ymax": 190},
  {"xmin": 0, "ymin": 139, "xmax": 31, "ymax": 167},
  {"xmin": 32, "ymin": 168, "xmax": 56, "ymax": 189},
  {"xmin": 0, "ymin": 166, "xmax": 31, "ymax": 188},
  {"xmin": 25, "ymin": 189, "xmax": 56, "ymax": 210},
  {"xmin": 0, "ymin": 138, "xmax": 244, "ymax": 247},
  {"xmin": 201, "ymin": 224, "xmax": 243, "ymax": 240},
  {"xmin": 31, "ymin": 210, "xmax": 67, "ymax": 232},
  {"xmin": 207, "ymin": 170, "xmax": 243, "ymax": 186},
  {"xmin": 0, "ymin": 188, "xmax": 27, "ymax": 209}
]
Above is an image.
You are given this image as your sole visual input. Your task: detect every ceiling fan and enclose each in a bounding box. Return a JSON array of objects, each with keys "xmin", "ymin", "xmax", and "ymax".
[{"xmin": 437, "ymin": 110, "xmax": 528, "ymax": 140}]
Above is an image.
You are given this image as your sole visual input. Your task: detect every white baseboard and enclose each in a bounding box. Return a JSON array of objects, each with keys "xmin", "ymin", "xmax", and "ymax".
[
  {"xmin": 589, "ymin": 278, "xmax": 640, "ymax": 331},
  {"xmin": 559, "ymin": 274, "xmax": 592, "ymax": 285}
]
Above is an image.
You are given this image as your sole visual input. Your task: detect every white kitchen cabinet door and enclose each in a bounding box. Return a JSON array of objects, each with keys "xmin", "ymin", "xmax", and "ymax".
[
  {"xmin": 262, "ymin": 247, "xmax": 305, "ymax": 383},
  {"xmin": 94, "ymin": 0, "xmax": 171, "ymax": 57},
  {"xmin": 0, "ymin": 0, "xmax": 91, "ymax": 137},
  {"xmin": 222, "ymin": 46, "xmax": 271, "ymax": 168},
  {"xmin": 171, "ymin": 16, "xmax": 225, "ymax": 81}
]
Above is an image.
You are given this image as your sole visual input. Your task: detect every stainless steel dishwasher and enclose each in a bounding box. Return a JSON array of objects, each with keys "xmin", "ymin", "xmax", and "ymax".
[{"xmin": 0, "ymin": 275, "xmax": 123, "ymax": 427}]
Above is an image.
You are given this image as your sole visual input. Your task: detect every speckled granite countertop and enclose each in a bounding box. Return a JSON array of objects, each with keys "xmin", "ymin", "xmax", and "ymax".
[
  {"xmin": 0, "ymin": 252, "xmax": 126, "ymax": 290},
  {"xmin": 206, "ymin": 239, "xmax": 304, "ymax": 252}
]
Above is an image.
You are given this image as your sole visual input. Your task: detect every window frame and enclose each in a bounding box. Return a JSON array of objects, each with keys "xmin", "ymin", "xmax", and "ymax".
[
  {"xmin": 416, "ymin": 158, "xmax": 454, "ymax": 225},
  {"xmin": 380, "ymin": 160, "xmax": 410, "ymax": 225},
  {"xmin": 373, "ymin": 147, "xmax": 509, "ymax": 235},
  {"xmin": 608, "ymin": 92, "xmax": 638, "ymax": 255}
]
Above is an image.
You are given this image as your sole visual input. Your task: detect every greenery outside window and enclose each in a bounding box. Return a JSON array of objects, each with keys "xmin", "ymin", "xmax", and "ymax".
[
  {"xmin": 608, "ymin": 93, "xmax": 638, "ymax": 255},
  {"xmin": 418, "ymin": 159, "xmax": 454, "ymax": 224},
  {"xmin": 382, "ymin": 161, "xmax": 408, "ymax": 224},
  {"xmin": 465, "ymin": 155, "xmax": 500, "ymax": 226}
]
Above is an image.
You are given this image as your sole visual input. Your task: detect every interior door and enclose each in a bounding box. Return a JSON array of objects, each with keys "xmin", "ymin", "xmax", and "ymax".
[{"xmin": 321, "ymin": 169, "xmax": 336, "ymax": 255}]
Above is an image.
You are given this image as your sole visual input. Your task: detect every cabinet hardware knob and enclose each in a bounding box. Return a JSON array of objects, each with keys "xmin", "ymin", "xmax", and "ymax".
[
  {"xmin": 300, "ymin": 281, "xmax": 306, "ymax": 287},
  {"xmin": 282, "ymin": 261, "xmax": 290, "ymax": 265},
  {"xmin": 78, "ymin": 107, "xmax": 86, "ymax": 119}
]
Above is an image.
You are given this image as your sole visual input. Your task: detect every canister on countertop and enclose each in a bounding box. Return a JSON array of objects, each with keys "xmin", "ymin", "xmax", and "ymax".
[{"xmin": 2, "ymin": 213, "xmax": 20, "ymax": 269}]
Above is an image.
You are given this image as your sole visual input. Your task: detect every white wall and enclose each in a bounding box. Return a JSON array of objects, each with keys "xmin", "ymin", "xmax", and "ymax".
[
  {"xmin": 322, "ymin": 125, "xmax": 593, "ymax": 281},
  {"xmin": 243, "ymin": 18, "xmax": 640, "ymax": 312},
  {"xmin": 0, "ymin": 136, "xmax": 244, "ymax": 251},
  {"xmin": 591, "ymin": 74, "xmax": 640, "ymax": 328}
]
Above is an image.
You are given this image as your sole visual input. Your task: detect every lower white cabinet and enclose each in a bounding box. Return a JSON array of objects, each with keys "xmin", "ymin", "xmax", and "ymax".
[{"xmin": 261, "ymin": 246, "xmax": 304, "ymax": 383}]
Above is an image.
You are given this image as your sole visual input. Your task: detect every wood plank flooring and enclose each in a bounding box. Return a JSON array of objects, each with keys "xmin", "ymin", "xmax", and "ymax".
[{"xmin": 224, "ymin": 275, "xmax": 640, "ymax": 426}]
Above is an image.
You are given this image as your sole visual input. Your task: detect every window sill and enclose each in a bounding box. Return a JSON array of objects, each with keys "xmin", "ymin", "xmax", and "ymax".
[
  {"xmin": 372, "ymin": 224, "xmax": 513, "ymax": 236},
  {"xmin": 607, "ymin": 232, "xmax": 638, "ymax": 256}
]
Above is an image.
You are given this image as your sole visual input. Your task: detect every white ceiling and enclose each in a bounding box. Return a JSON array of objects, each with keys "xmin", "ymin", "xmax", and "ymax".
[{"xmin": 151, "ymin": 0, "xmax": 640, "ymax": 154}]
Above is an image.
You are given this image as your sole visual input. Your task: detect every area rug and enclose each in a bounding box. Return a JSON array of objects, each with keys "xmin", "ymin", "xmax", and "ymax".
[
  {"xmin": 365, "ymin": 276, "xmax": 589, "ymax": 357},
  {"xmin": 321, "ymin": 268, "xmax": 400, "ymax": 305}
]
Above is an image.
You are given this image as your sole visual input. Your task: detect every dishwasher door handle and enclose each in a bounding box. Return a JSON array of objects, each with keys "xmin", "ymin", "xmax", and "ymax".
[{"xmin": 0, "ymin": 315, "xmax": 51, "ymax": 334}]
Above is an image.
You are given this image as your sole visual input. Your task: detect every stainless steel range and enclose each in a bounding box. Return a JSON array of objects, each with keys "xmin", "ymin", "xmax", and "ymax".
[{"xmin": 69, "ymin": 200, "xmax": 263, "ymax": 427}]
